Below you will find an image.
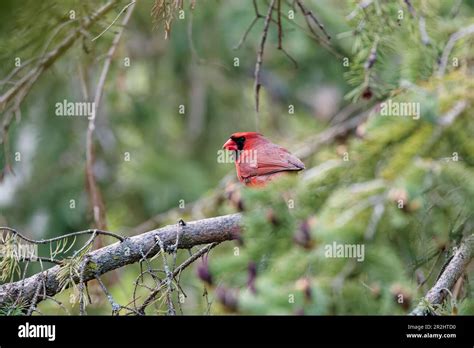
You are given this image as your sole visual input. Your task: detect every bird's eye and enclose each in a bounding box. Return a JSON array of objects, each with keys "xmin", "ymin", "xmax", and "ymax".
[{"xmin": 231, "ymin": 136, "xmax": 245, "ymax": 151}]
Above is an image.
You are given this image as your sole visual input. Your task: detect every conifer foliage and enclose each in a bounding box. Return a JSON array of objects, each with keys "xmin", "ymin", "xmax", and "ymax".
[{"xmin": 0, "ymin": 0, "xmax": 472, "ymax": 315}]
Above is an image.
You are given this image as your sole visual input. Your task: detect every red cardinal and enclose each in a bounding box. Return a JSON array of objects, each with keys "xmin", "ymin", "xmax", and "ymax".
[{"xmin": 222, "ymin": 132, "xmax": 305, "ymax": 187}]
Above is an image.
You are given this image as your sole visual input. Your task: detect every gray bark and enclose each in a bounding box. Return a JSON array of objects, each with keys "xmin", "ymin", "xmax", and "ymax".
[
  {"xmin": 0, "ymin": 213, "xmax": 242, "ymax": 308},
  {"xmin": 410, "ymin": 234, "xmax": 474, "ymax": 315}
]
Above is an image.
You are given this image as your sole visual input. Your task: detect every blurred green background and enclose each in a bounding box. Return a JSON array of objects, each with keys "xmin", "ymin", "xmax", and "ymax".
[{"xmin": 0, "ymin": 0, "xmax": 473, "ymax": 315}]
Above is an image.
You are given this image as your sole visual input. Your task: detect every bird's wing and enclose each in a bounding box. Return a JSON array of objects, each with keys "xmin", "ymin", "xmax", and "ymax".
[
  {"xmin": 255, "ymin": 143, "xmax": 305, "ymax": 176},
  {"xmin": 236, "ymin": 140, "xmax": 305, "ymax": 181}
]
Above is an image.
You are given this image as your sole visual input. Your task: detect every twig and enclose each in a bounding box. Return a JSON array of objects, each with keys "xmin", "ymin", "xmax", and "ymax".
[
  {"xmin": 45, "ymin": 296, "xmax": 71, "ymax": 315},
  {"xmin": 72, "ymin": 231, "xmax": 97, "ymax": 258},
  {"xmin": 139, "ymin": 243, "xmax": 161, "ymax": 284},
  {"xmin": 26, "ymin": 273, "xmax": 44, "ymax": 316},
  {"xmin": 450, "ymin": 0, "xmax": 462, "ymax": 18},
  {"xmin": 424, "ymin": 100, "xmax": 468, "ymax": 151},
  {"xmin": 418, "ymin": 16, "xmax": 431, "ymax": 46},
  {"xmin": 402, "ymin": 1, "xmax": 431, "ymax": 46},
  {"xmin": 16, "ymin": 257, "xmax": 62, "ymax": 265},
  {"xmin": 0, "ymin": 227, "xmax": 125, "ymax": 244},
  {"xmin": 86, "ymin": 0, "xmax": 136, "ymax": 238},
  {"xmin": 233, "ymin": 0, "xmax": 263, "ymax": 50},
  {"xmin": 410, "ymin": 235, "xmax": 473, "ymax": 315},
  {"xmin": 364, "ymin": 196, "xmax": 385, "ymax": 240},
  {"xmin": 203, "ymin": 286, "xmax": 213, "ymax": 315},
  {"xmin": 295, "ymin": 0, "xmax": 331, "ymax": 41},
  {"xmin": 0, "ymin": 213, "xmax": 241, "ymax": 309},
  {"xmin": 0, "ymin": 1, "xmax": 118, "ymax": 177},
  {"xmin": 254, "ymin": 0, "xmax": 276, "ymax": 114},
  {"xmin": 437, "ymin": 24, "xmax": 474, "ymax": 77},
  {"xmin": 176, "ymin": 243, "xmax": 219, "ymax": 278},
  {"xmin": 437, "ymin": 100, "xmax": 467, "ymax": 127},
  {"xmin": 346, "ymin": 0, "xmax": 373, "ymax": 20},
  {"xmin": 294, "ymin": 106, "xmax": 373, "ymax": 159},
  {"xmin": 78, "ymin": 255, "xmax": 91, "ymax": 316},
  {"xmin": 0, "ymin": 0, "xmax": 118, "ymax": 114},
  {"xmin": 403, "ymin": 0, "xmax": 416, "ymax": 17},
  {"xmin": 364, "ymin": 36, "xmax": 379, "ymax": 70},
  {"xmin": 416, "ymin": 251, "xmax": 443, "ymax": 291},
  {"xmin": 92, "ymin": 1, "xmax": 136, "ymax": 41},
  {"xmin": 155, "ymin": 236, "xmax": 175, "ymax": 315},
  {"xmin": 278, "ymin": 6, "xmax": 341, "ymax": 58},
  {"xmin": 137, "ymin": 242, "xmax": 219, "ymax": 314},
  {"xmin": 95, "ymin": 274, "xmax": 121, "ymax": 314},
  {"xmin": 0, "ymin": 57, "xmax": 39, "ymax": 87},
  {"xmin": 276, "ymin": 0, "xmax": 298, "ymax": 68}
]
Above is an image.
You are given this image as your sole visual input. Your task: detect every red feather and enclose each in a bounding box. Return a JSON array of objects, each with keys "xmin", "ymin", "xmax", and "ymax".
[{"xmin": 223, "ymin": 132, "xmax": 305, "ymax": 187}]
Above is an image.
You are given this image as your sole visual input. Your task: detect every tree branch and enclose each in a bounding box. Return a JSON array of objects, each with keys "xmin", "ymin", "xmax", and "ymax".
[
  {"xmin": 0, "ymin": 214, "xmax": 242, "ymax": 309},
  {"xmin": 137, "ymin": 241, "xmax": 219, "ymax": 314},
  {"xmin": 410, "ymin": 234, "xmax": 474, "ymax": 315},
  {"xmin": 0, "ymin": 0, "xmax": 118, "ymax": 112},
  {"xmin": 86, "ymin": 0, "xmax": 136, "ymax": 238},
  {"xmin": 254, "ymin": 0, "xmax": 276, "ymax": 114},
  {"xmin": 0, "ymin": 0, "xmax": 119, "ymax": 178},
  {"xmin": 437, "ymin": 24, "xmax": 474, "ymax": 77},
  {"xmin": 233, "ymin": 0, "xmax": 263, "ymax": 50},
  {"xmin": 295, "ymin": 0, "xmax": 331, "ymax": 42}
]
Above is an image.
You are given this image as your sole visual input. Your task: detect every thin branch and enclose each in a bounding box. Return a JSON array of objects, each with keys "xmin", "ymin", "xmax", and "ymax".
[
  {"xmin": 403, "ymin": 0, "xmax": 416, "ymax": 17},
  {"xmin": 44, "ymin": 295, "xmax": 71, "ymax": 315},
  {"xmin": 437, "ymin": 24, "xmax": 474, "ymax": 77},
  {"xmin": 346, "ymin": 0, "xmax": 373, "ymax": 21},
  {"xmin": 0, "ymin": 0, "xmax": 118, "ymax": 112},
  {"xmin": 364, "ymin": 36, "xmax": 379, "ymax": 70},
  {"xmin": 295, "ymin": 0, "xmax": 331, "ymax": 42},
  {"xmin": 418, "ymin": 16, "xmax": 431, "ymax": 46},
  {"xmin": 402, "ymin": 1, "xmax": 431, "ymax": 46},
  {"xmin": 254, "ymin": 0, "xmax": 276, "ymax": 114},
  {"xmin": 276, "ymin": 0, "xmax": 298, "ymax": 68},
  {"xmin": 424, "ymin": 100, "xmax": 468, "ymax": 150},
  {"xmin": 94, "ymin": 274, "xmax": 121, "ymax": 314},
  {"xmin": 92, "ymin": 1, "xmax": 136, "ymax": 42},
  {"xmin": 278, "ymin": 6, "xmax": 341, "ymax": 58},
  {"xmin": 0, "ymin": 57, "xmax": 40, "ymax": 87},
  {"xmin": 155, "ymin": 236, "xmax": 175, "ymax": 315},
  {"xmin": 78, "ymin": 255, "xmax": 91, "ymax": 316},
  {"xmin": 450, "ymin": 0, "xmax": 462, "ymax": 18},
  {"xmin": 416, "ymin": 251, "xmax": 443, "ymax": 291},
  {"xmin": 0, "ymin": 214, "xmax": 241, "ymax": 309},
  {"xmin": 233, "ymin": 0, "xmax": 263, "ymax": 50},
  {"xmin": 86, "ymin": 0, "xmax": 136, "ymax": 237},
  {"xmin": 137, "ymin": 242, "xmax": 219, "ymax": 314},
  {"xmin": 18, "ymin": 257, "xmax": 62, "ymax": 265},
  {"xmin": 26, "ymin": 273, "xmax": 45, "ymax": 316},
  {"xmin": 176, "ymin": 242, "xmax": 219, "ymax": 278},
  {"xmin": 0, "ymin": 0, "xmax": 118, "ymax": 179},
  {"xmin": 294, "ymin": 106, "xmax": 373, "ymax": 159},
  {"xmin": 437, "ymin": 100, "xmax": 468, "ymax": 127},
  {"xmin": 0, "ymin": 227, "xmax": 125, "ymax": 244},
  {"xmin": 364, "ymin": 196, "xmax": 385, "ymax": 240},
  {"xmin": 410, "ymin": 235, "xmax": 473, "ymax": 315}
]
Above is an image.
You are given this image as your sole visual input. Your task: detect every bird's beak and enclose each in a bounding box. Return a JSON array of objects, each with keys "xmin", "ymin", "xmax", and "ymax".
[{"xmin": 222, "ymin": 138, "xmax": 238, "ymax": 151}]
